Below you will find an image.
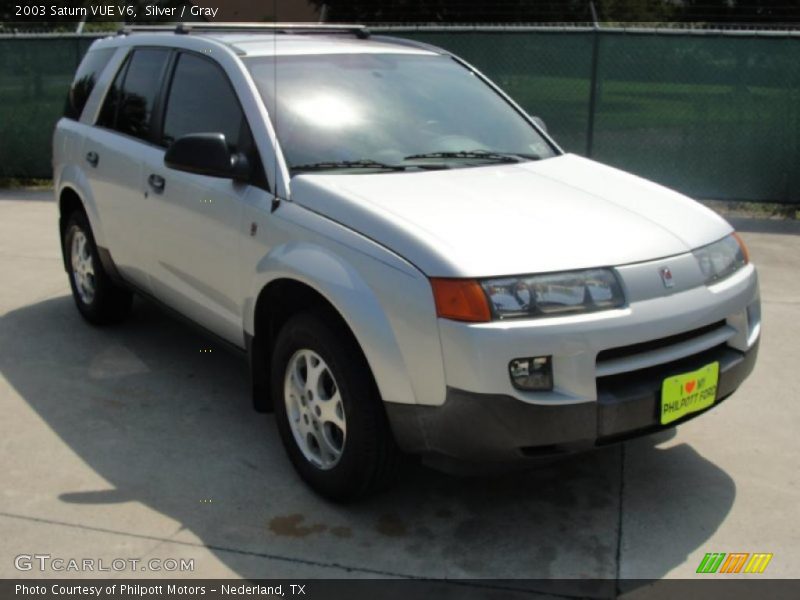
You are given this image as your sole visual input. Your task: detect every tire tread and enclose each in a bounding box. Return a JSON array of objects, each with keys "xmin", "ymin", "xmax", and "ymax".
[{"xmin": 271, "ymin": 310, "xmax": 401, "ymax": 501}]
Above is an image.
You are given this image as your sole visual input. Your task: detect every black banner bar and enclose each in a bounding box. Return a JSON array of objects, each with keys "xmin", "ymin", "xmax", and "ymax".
[{"xmin": 3, "ymin": 580, "xmax": 800, "ymax": 600}]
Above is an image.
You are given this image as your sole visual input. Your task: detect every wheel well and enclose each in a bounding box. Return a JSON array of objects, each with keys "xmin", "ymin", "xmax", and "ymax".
[
  {"xmin": 250, "ymin": 279, "xmax": 366, "ymax": 412},
  {"xmin": 59, "ymin": 187, "xmax": 84, "ymax": 229}
]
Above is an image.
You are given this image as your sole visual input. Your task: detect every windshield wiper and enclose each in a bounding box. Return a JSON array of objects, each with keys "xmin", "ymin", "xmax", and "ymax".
[
  {"xmin": 292, "ymin": 159, "xmax": 408, "ymax": 174},
  {"xmin": 403, "ymin": 150, "xmax": 540, "ymax": 163}
]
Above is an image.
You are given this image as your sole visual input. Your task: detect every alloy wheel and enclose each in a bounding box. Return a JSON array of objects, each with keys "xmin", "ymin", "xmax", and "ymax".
[
  {"xmin": 70, "ymin": 229, "xmax": 96, "ymax": 305},
  {"xmin": 283, "ymin": 349, "xmax": 347, "ymax": 470}
]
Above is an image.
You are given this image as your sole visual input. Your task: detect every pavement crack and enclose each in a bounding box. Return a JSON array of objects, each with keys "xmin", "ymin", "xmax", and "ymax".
[
  {"xmin": 0, "ymin": 510, "xmax": 612, "ymax": 598},
  {"xmin": 0, "ymin": 252, "xmax": 60, "ymax": 261},
  {"xmin": 614, "ymin": 442, "xmax": 626, "ymax": 598},
  {"xmin": 0, "ymin": 510, "xmax": 405, "ymax": 577}
]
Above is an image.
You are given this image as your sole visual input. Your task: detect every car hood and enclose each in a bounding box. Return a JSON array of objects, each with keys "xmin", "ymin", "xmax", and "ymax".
[{"xmin": 289, "ymin": 154, "xmax": 732, "ymax": 277}]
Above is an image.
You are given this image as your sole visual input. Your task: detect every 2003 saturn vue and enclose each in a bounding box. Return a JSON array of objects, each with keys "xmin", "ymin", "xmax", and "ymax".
[{"xmin": 53, "ymin": 24, "xmax": 761, "ymax": 500}]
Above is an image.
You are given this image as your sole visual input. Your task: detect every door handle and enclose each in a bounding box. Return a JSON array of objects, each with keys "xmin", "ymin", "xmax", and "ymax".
[
  {"xmin": 148, "ymin": 173, "xmax": 165, "ymax": 193},
  {"xmin": 85, "ymin": 151, "xmax": 99, "ymax": 167}
]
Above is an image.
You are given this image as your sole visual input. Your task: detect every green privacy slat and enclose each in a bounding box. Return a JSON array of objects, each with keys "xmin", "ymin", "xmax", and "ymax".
[
  {"xmin": 591, "ymin": 33, "xmax": 799, "ymax": 203},
  {"xmin": 0, "ymin": 37, "xmax": 92, "ymax": 179},
  {"xmin": 1, "ymin": 32, "xmax": 797, "ymax": 202},
  {"xmin": 389, "ymin": 30, "xmax": 799, "ymax": 203}
]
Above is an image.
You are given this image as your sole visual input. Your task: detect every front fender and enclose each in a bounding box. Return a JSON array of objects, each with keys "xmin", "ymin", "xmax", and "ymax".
[{"xmin": 246, "ymin": 241, "xmax": 419, "ymax": 406}]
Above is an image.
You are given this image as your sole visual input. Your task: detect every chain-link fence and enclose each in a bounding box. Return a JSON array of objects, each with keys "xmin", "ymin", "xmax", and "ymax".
[
  {"xmin": 0, "ymin": 33, "xmax": 103, "ymax": 180},
  {"xmin": 1, "ymin": 27, "xmax": 798, "ymax": 202},
  {"xmin": 383, "ymin": 26, "xmax": 800, "ymax": 203}
]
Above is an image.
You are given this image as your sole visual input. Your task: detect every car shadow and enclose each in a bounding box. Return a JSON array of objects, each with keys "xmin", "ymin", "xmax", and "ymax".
[{"xmin": 0, "ymin": 295, "xmax": 736, "ymax": 594}]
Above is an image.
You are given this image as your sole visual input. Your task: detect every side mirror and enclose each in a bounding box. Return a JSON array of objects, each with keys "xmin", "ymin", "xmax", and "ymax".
[
  {"xmin": 531, "ymin": 116, "xmax": 548, "ymax": 134},
  {"xmin": 164, "ymin": 133, "xmax": 250, "ymax": 181}
]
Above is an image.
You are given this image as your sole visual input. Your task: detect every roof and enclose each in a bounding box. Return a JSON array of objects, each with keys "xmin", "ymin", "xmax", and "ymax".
[
  {"xmin": 113, "ymin": 23, "xmax": 442, "ymax": 57},
  {"xmin": 216, "ymin": 34, "xmax": 438, "ymax": 57}
]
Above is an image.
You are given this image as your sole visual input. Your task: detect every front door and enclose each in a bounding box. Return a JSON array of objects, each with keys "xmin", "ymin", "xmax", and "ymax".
[{"xmin": 142, "ymin": 51, "xmax": 270, "ymax": 346}]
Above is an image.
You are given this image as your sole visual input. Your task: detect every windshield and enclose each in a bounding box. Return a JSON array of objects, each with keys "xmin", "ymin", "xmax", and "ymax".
[{"xmin": 244, "ymin": 53, "xmax": 557, "ymax": 174}]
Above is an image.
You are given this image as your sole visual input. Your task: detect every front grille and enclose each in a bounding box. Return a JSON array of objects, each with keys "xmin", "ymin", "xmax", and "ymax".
[
  {"xmin": 597, "ymin": 320, "xmax": 727, "ymax": 363},
  {"xmin": 598, "ymin": 342, "xmax": 729, "ymax": 388}
]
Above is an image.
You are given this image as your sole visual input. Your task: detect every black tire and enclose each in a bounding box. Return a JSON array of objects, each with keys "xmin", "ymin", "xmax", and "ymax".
[
  {"xmin": 63, "ymin": 210, "xmax": 133, "ymax": 325},
  {"xmin": 271, "ymin": 311, "xmax": 400, "ymax": 501}
]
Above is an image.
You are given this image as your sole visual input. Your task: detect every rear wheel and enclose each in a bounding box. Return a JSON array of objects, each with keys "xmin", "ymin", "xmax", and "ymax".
[
  {"xmin": 271, "ymin": 311, "xmax": 400, "ymax": 501},
  {"xmin": 63, "ymin": 210, "xmax": 132, "ymax": 325}
]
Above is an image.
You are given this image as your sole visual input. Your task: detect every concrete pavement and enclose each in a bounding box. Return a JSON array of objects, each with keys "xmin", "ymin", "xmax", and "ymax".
[{"xmin": 1, "ymin": 192, "xmax": 798, "ymax": 592}]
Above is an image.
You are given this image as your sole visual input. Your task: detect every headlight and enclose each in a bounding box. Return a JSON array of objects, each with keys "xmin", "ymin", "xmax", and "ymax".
[
  {"xmin": 693, "ymin": 233, "xmax": 749, "ymax": 285},
  {"xmin": 480, "ymin": 268, "xmax": 625, "ymax": 319}
]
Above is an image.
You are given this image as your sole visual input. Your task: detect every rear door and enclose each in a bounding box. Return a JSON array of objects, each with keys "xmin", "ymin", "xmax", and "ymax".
[
  {"xmin": 142, "ymin": 51, "xmax": 270, "ymax": 345},
  {"xmin": 82, "ymin": 47, "xmax": 171, "ymax": 290}
]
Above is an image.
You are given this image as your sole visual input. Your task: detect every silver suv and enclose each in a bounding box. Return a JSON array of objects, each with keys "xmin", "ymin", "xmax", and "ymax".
[{"xmin": 54, "ymin": 24, "xmax": 760, "ymax": 500}]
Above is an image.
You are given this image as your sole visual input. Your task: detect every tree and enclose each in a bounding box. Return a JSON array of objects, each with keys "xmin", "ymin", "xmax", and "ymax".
[
  {"xmin": 678, "ymin": 0, "xmax": 800, "ymax": 23},
  {"xmin": 309, "ymin": 0, "xmax": 800, "ymax": 24},
  {"xmin": 310, "ymin": 0, "xmax": 593, "ymax": 23},
  {"xmin": 0, "ymin": 0, "xmax": 202, "ymax": 32}
]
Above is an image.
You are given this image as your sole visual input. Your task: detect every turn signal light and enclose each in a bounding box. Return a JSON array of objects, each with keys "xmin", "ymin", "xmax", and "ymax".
[
  {"xmin": 430, "ymin": 278, "xmax": 492, "ymax": 322},
  {"xmin": 733, "ymin": 232, "xmax": 750, "ymax": 264}
]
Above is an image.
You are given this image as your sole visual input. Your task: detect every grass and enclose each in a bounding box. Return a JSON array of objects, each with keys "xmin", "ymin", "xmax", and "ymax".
[
  {"xmin": 0, "ymin": 66, "xmax": 796, "ymax": 207},
  {"xmin": 0, "ymin": 177, "xmax": 52, "ymax": 189},
  {"xmin": 700, "ymin": 200, "xmax": 798, "ymax": 220},
  {"xmin": 504, "ymin": 74, "xmax": 793, "ymax": 132}
]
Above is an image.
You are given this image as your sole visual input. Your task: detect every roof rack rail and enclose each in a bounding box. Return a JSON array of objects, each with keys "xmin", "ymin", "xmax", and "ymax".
[{"xmin": 118, "ymin": 22, "xmax": 371, "ymax": 39}]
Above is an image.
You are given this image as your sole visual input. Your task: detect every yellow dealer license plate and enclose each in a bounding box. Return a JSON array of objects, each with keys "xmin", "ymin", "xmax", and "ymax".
[{"xmin": 660, "ymin": 362, "xmax": 720, "ymax": 425}]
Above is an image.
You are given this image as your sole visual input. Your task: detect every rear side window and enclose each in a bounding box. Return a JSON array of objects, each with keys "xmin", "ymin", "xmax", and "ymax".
[
  {"xmin": 97, "ymin": 48, "xmax": 170, "ymax": 141},
  {"xmin": 64, "ymin": 48, "xmax": 115, "ymax": 120},
  {"xmin": 162, "ymin": 53, "xmax": 244, "ymax": 149}
]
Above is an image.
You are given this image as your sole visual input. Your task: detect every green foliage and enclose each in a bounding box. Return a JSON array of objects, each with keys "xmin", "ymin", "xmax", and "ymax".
[
  {"xmin": 598, "ymin": 0, "xmax": 677, "ymax": 23},
  {"xmin": 308, "ymin": 0, "xmax": 800, "ymax": 23},
  {"xmin": 0, "ymin": 0, "xmax": 201, "ymax": 31},
  {"xmin": 0, "ymin": 176, "xmax": 52, "ymax": 188}
]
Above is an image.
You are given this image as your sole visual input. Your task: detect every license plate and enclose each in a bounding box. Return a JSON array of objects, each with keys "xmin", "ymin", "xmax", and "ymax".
[{"xmin": 660, "ymin": 362, "xmax": 720, "ymax": 425}]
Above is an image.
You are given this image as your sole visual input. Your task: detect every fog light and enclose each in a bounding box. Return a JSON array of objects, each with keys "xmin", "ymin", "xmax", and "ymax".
[{"xmin": 509, "ymin": 356, "xmax": 553, "ymax": 391}]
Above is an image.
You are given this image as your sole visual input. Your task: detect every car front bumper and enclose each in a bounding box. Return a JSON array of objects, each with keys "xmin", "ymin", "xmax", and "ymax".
[
  {"xmin": 387, "ymin": 340, "xmax": 758, "ymax": 462},
  {"xmin": 386, "ymin": 258, "xmax": 761, "ymax": 462}
]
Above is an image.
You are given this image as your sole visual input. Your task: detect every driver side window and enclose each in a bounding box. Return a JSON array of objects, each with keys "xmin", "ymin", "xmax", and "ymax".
[
  {"xmin": 163, "ymin": 54, "xmax": 243, "ymax": 148},
  {"xmin": 161, "ymin": 52, "xmax": 267, "ymax": 189}
]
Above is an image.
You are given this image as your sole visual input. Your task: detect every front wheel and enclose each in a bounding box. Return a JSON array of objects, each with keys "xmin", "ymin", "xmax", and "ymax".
[{"xmin": 271, "ymin": 312, "xmax": 400, "ymax": 501}]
